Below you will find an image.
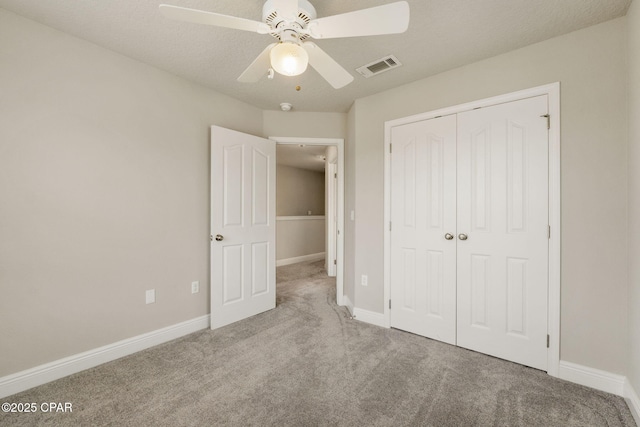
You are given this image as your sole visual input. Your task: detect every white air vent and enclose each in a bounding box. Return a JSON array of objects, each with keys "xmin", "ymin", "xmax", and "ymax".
[{"xmin": 356, "ymin": 55, "xmax": 402, "ymax": 78}]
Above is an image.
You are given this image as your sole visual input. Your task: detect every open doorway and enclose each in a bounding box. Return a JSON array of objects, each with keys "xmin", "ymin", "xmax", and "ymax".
[{"xmin": 271, "ymin": 137, "xmax": 345, "ymax": 306}]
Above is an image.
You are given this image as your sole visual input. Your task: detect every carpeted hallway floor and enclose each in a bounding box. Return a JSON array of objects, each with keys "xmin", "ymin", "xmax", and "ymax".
[{"xmin": 1, "ymin": 260, "xmax": 636, "ymax": 426}]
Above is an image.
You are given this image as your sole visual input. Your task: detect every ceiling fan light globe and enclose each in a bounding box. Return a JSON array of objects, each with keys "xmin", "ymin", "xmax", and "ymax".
[{"xmin": 270, "ymin": 43, "xmax": 309, "ymax": 76}]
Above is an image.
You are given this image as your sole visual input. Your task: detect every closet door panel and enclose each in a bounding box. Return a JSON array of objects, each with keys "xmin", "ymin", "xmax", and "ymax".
[
  {"xmin": 390, "ymin": 115, "xmax": 457, "ymax": 344},
  {"xmin": 456, "ymin": 96, "xmax": 549, "ymax": 370}
]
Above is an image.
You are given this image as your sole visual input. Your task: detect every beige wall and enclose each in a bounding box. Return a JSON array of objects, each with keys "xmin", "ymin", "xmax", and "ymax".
[
  {"xmin": 276, "ymin": 219, "xmax": 325, "ymax": 261},
  {"xmin": 628, "ymin": 0, "xmax": 640, "ymax": 396},
  {"xmin": 0, "ymin": 9, "xmax": 263, "ymax": 376},
  {"xmin": 263, "ymin": 111, "xmax": 347, "ymax": 138},
  {"xmin": 351, "ymin": 18, "xmax": 629, "ymax": 374},
  {"xmin": 276, "ymin": 165, "xmax": 325, "ymax": 216}
]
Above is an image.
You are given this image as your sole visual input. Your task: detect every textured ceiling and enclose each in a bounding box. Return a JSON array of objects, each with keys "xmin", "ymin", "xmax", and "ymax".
[
  {"xmin": 0, "ymin": 0, "xmax": 631, "ymax": 112},
  {"xmin": 277, "ymin": 144, "xmax": 327, "ymax": 171}
]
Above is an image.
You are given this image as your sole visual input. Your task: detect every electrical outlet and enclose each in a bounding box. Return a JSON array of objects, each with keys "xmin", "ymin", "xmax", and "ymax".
[
  {"xmin": 191, "ymin": 281, "xmax": 200, "ymax": 294},
  {"xmin": 145, "ymin": 289, "xmax": 156, "ymax": 304},
  {"xmin": 361, "ymin": 275, "xmax": 368, "ymax": 287}
]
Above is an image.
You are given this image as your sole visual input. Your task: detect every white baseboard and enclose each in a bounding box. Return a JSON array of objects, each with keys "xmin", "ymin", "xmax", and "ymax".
[
  {"xmin": 0, "ymin": 315, "xmax": 210, "ymax": 399},
  {"xmin": 625, "ymin": 380, "xmax": 640, "ymax": 425},
  {"xmin": 558, "ymin": 361, "xmax": 626, "ymax": 396},
  {"xmin": 342, "ymin": 295, "xmax": 354, "ymax": 316},
  {"xmin": 544, "ymin": 361, "xmax": 640, "ymax": 421},
  {"xmin": 352, "ymin": 307, "xmax": 387, "ymax": 328},
  {"xmin": 276, "ymin": 252, "xmax": 325, "ymax": 267}
]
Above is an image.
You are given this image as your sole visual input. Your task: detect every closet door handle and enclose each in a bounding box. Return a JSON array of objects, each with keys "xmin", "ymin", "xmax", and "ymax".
[
  {"xmin": 458, "ymin": 233, "xmax": 468, "ymax": 241},
  {"xmin": 444, "ymin": 233, "xmax": 454, "ymax": 240}
]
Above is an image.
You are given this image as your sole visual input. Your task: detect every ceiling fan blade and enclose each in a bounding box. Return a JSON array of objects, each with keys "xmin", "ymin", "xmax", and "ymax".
[
  {"xmin": 306, "ymin": 1, "xmax": 410, "ymax": 39},
  {"xmin": 272, "ymin": 0, "xmax": 299, "ymax": 22},
  {"xmin": 159, "ymin": 4, "xmax": 271, "ymax": 34},
  {"xmin": 303, "ymin": 42, "xmax": 354, "ymax": 89},
  {"xmin": 238, "ymin": 43, "xmax": 277, "ymax": 83}
]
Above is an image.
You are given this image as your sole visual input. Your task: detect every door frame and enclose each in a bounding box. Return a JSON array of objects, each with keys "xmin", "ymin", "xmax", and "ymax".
[
  {"xmin": 382, "ymin": 83, "xmax": 561, "ymax": 376},
  {"xmin": 326, "ymin": 160, "xmax": 338, "ymax": 277},
  {"xmin": 270, "ymin": 136, "xmax": 345, "ymax": 306}
]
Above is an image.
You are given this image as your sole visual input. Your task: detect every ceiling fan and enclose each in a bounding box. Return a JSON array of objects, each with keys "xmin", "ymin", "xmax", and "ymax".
[{"xmin": 159, "ymin": 0, "xmax": 410, "ymax": 89}]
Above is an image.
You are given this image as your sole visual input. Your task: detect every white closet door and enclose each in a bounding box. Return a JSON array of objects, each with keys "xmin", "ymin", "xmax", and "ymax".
[
  {"xmin": 390, "ymin": 115, "xmax": 458, "ymax": 344},
  {"xmin": 456, "ymin": 96, "xmax": 549, "ymax": 370}
]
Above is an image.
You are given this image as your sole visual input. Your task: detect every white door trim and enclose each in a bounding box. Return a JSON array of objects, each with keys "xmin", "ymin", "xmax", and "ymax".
[
  {"xmin": 383, "ymin": 83, "xmax": 561, "ymax": 376},
  {"xmin": 326, "ymin": 162, "xmax": 338, "ymax": 277},
  {"xmin": 270, "ymin": 137, "xmax": 345, "ymax": 306}
]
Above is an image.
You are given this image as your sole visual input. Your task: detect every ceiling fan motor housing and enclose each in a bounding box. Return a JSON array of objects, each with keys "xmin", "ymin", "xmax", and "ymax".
[{"xmin": 263, "ymin": 0, "xmax": 317, "ymax": 42}]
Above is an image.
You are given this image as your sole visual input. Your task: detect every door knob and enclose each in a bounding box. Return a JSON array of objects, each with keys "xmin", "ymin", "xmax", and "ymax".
[
  {"xmin": 445, "ymin": 233, "xmax": 454, "ymax": 240},
  {"xmin": 458, "ymin": 233, "xmax": 468, "ymax": 241},
  {"xmin": 215, "ymin": 234, "xmax": 224, "ymax": 241}
]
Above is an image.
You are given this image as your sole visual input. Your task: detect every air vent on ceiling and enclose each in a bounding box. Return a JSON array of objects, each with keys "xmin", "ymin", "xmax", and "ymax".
[{"xmin": 356, "ymin": 55, "xmax": 402, "ymax": 78}]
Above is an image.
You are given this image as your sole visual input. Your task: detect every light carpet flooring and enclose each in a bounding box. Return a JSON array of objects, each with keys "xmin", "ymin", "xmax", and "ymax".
[{"xmin": 0, "ymin": 260, "xmax": 636, "ymax": 426}]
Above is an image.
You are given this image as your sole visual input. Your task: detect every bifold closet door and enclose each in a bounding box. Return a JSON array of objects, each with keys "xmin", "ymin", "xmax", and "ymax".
[
  {"xmin": 390, "ymin": 115, "xmax": 457, "ymax": 344},
  {"xmin": 456, "ymin": 96, "xmax": 549, "ymax": 370}
]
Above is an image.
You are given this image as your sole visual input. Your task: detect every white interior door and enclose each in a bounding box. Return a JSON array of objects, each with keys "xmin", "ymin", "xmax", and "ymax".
[
  {"xmin": 390, "ymin": 115, "xmax": 458, "ymax": 344},
  {"xmin": 456, "ymin": 96, "xmax": 549, "ymax": 370},
  {"xmin": 211, "ymin": 126, "xmax": 276, "ymax": 329}
]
